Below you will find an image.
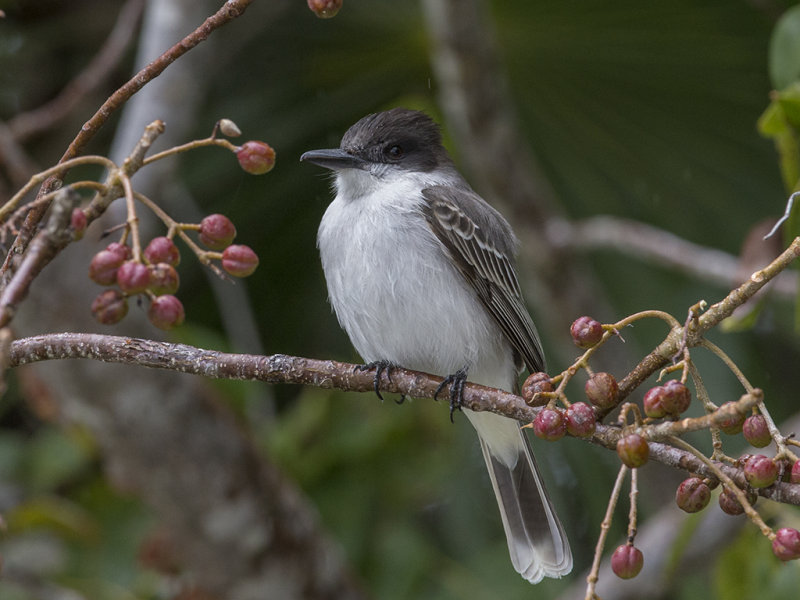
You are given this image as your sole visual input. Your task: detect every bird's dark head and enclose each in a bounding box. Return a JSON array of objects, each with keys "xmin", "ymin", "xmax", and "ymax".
[{"xmin": 300, "ymin": 108, "xmax": 452, "ymax": 176}]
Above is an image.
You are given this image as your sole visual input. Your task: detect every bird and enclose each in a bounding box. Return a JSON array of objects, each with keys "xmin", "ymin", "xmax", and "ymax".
[{"xmin": 300, "ymin": 107, "xmax": 572, "ymax": 583}]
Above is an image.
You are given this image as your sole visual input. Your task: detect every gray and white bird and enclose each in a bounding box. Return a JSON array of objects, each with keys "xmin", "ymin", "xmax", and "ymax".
[{"xmin": 301, "ymin": 108, "xmax": 572, "ymax": 583}]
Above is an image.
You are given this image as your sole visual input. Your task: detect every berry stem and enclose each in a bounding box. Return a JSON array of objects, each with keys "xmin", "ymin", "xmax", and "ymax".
[
  {"xmin": 141, "ymin": 135, "xmax": 239, "ymax": 166},
  {"xmin": 120, "ymin": 174, "xmax": 142, "ymax": 263},
  {"xmin": 628, "ymin": 468, "xmax": 639, "ymax": 542}
]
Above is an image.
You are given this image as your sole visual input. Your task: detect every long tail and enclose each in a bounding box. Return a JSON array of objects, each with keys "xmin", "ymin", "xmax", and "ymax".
[{"xmin": 465, "ymin": 409, "xmax": 572, "ymax": 583}]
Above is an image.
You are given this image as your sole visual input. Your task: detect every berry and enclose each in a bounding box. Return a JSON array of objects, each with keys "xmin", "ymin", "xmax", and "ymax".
[
  {"xmin": 791, "ymin": 461, "xmax": 800, "ymax": 484},
  {"xmin": 307, "ymin": 0, "xmax": 342, "ymax": 18},
  {"xmin": 570, "ymin": 316, "xmax": 604, "ymax": 348},
  {"xmin": 717, "ymin": 402, "xmax": 746, "ymax": 435},
  {"xmin": 89, "ymin": 249, "xmax": 125, "ymax": 286},
  {"xmin": 144, "ymin": 236, "xmax": 180, "ymax": 266},
  {"xmin": 221, "ymin": 245, "xmax": 259, "ymax": 277},
  {"xmin": 585, "ymin": 372, "xmax": 618, "ymax": 409},
  {"xmin": 199, "ymin": 214, "xmax": 237, "ymax": 250},
  {"xmin": 532, "ymin": 408, "xmax": 566, "ymax": 442},
  {"xmin": 744, "ymin": 454, "xmax": 779, "ymax": 488},
  {"xmin": 91, "ymin": 289, "xmax": 128, "ymax": 325},
  {"xmin": 521, "ymin": 372, "xmax": 553, "ymax": 406},
  {"xmin": 742, "ymin": 414, "xmax": 771, "ymax": 448},
  {"xmin": 718, "ymin": 485, "xmax": 757, "ymax": 516},
  {"xmin": 675, "ymin": 477, "xmax": 711, "ymax": 513},
  {"xmin": 566, "ymin": 402, "xmax": 596, "ymax": 438},
  {"xmin": 236, "ymin": 140, "xmax": 276, "ymax": 174},
  {"xmin": 70, "ymin": 208, "xmax": 87, "ymax": 239},
  {"xmin": 661, "ymin": 380, "xmax": 691, "ymax": 416},
  {"xmin": 643, "ymin": 385, "xmax": 667, "ymax": 418},
  {"xmin": 148, "ymin": 263, "xmax": 180, "ymax": 296},
  {"xmin": 611, "ymin": 544, "xmax": 643, "ymax": 579},
  {"xmin": 616, "ymin": 433, "xmax": 649, "ymax": 468},
  {"xmin": 106, "ymin": 242, "xmax": 132, "ymax": 261},
  {"xmin": 148, "ymin": 295, "xmax": 185, "ymax": 330},
  {"xmin": 772, "ymin": 528, "xmax": 800, "ymax": 561},
  {"xmin": 116, "ymin": 261, "xmax": 151, "ymax": 294}
]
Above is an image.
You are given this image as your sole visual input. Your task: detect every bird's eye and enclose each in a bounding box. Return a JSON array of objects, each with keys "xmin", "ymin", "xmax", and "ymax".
[{"xmin": 386, "ymin": 144, "xmax": 404, "ymax": 158}]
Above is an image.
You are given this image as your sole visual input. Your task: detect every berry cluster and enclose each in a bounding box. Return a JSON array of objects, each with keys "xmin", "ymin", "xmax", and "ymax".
[{"xmin": 89, "ymin": 214, "xmax": 258, "ymax": 330}]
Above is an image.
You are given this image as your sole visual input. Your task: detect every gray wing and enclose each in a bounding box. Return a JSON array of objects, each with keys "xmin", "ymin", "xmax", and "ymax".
[{"xmin": 421, "ymin": 185, "xmax": 545, "ymax": 373}]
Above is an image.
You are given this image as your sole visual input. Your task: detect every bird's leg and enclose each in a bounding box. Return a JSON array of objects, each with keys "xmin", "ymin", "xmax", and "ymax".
[
  {"xmin": 354, "ymin": 360, "xmax": 405, "ymax": 403},
  {"xmin": 434, "ymin": 367, "xmax": 468, "ymax": 423}
]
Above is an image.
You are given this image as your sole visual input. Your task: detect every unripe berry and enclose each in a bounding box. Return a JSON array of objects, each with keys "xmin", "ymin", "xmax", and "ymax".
[
  {"xmin": 744, "ymin": 454, "xmax": 779, "ymax": 488},
  {"xmin": 148, "ymin": 263, "xmax": 180, "ymax": 296},
  {"xmin": 199, "ymin": 214, "xmax": 237, "ymax": 250},
  {"xmin": 148, "ymin": 295, "xmax": 185, "ymax": 330},
  {"xmin": 675, "ymin": 477, "xmax": 711, "ymax": 513},
  {"xmin": 70, "ymin": 208, "xmax": 87, "ymax": 239},
  {"xmin": 116, "ymin": 261, "xmax": 151, "ymax": 294},
  {"xmin": 585, "ymin": 372, "xmax": 618, "ymax": 409},
  {"xmin": 570, "ymin": 316, "xmax": 604, "ymax": 348},
  {"xmin": 218, "ymin": 118, "xmax": 242, "ymax": 138},
  {"xmin": 91, "ymin": 289, "xmax": 128, "ymax": 325},
  {"xmin": 661, "ymin": 380, "xmax": 691, "ymax": 416},
  {"xmin": 772, "ymin": 527, "xmax": 800, "ymax": 561},
  {"xmin": 742, "ymin": 414, "xmax": 771, "ymax": 448},
  {"xmin": 222, "ymin": 244, "xmax": 259, "ymax": 277},
  {"xmin": 718, "ymin": 485, "xmax": 757, "ymax": 516},
  {"xmin": 611, "ymin": 544, "xmax": 643, "ymax": 579},
  {"xmin": 616, "ymin": 433, "xmax": 649, "ymax": 468},
  {"xmin": 144, "ymin": 236, "xmax": 180, "ymax": 266},
  {"xmin": 717, "ymin": 401, "xmax": 746, "ymax": 435},
  {"xmin": 89, "ymin": 249, "xmax": 125, "ymax": 285},
  {"xmin": 236, "ymin": 140, "xmax": 276, "ymax": 174},
  {"xmin": 565, "ymin": 402, "xmax": 596, "ymax": 438},
  {"xmin": 307, "ymin": 0, "xmax": 342, "ymax": 18},
  {"xmin": 521, "ymin": 372, "xmax": 553, "ymax": 406},
  {"xmin": 643, "ymin": 385, "xmax": 667, "ymax": 418},
  {"xmin": 532, "ymin": 408, "xmax": 566, "ymax": 442}
]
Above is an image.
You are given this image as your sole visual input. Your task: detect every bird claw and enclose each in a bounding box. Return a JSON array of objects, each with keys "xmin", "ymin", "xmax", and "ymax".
[
  {"xmin": 434, "ymin": 367, "xmax": 468, "ymax": 423},
  {"xmin": 354, "ymin": 360, "xmax": 405, "ymax": 402}
]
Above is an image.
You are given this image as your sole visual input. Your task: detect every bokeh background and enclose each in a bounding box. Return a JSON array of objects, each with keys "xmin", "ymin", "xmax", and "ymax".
[{"xmin": 1, "ymin": 1, "xmax": 800, "ymax": 599}]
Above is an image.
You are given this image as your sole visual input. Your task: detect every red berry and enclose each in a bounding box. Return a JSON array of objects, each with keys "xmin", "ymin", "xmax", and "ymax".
[
  {"xmin": 643, "ymin": 385, "xmax": 667, "ymax": 418},
  {"xmin": 744, "ymin": 454, "xmax": 778, "ymax": 488},
  {"xmin": 717, "ymin": 402, "xmax": 746, "ymax": 435},
  {"xmin": 565, "ymin": 402, "xmax": 596, "ymax": 438},
  {"xmin": 91, "ymin": 289, "xmax": 128, "ymax": 325},
  {"xmin": 675, "ymin": 477, "xmax": 711, "ymax": 513},
  {"xmin": 532, "ymin": 408, "xmax": 567, "ymax": 442},
  {"xmin": 89, "ymin": 249, "xmax": 125, "ymax": 285},
  {"xmin": 791, "ymin": 461, "xmax": 800, "ymax": 484},
  {"xmin": 236, "ymin": 140, "xmax": 276, "ymax": 174},
  {"xmin": 70, "ymin": 208, "xmax": 87, "ymax": 239},
  {"xmin": 611, "ymin": 544, "xmax": 643, "ymax": 579},
  {"xmin": 742, "ymin": 414, "xmax": 771, "ymax": 448},
  {"xmin": 106, "ymin": 242, "xmax": 132, "ymax": 261},
  {"xmin": 661, "ymin": 380, "xmax": 691, "ymax": 416},
  {"xmin": 148, "ymin": 263, "xmax": 180, "ymax": 296},
  {"xmin": 221, "ymin": 244, "xmax": 259, "ymax": 277},
  {"xmin": 570, "ymin": 316, "xmax": 604, "ymax": 348},
  {"xmin": 772, "ymin": 527, "xmax": 800, "ymax": 561},
  {"xmin": 718, "ymin": 485, "xmax": 757, "ymax": 516},
  {"xmin": 585, "ymin": 372, "xmax": 618, "ymax": 409},
  {"xmin": 616, "ymin": 433, "xmax": 649, "ymax": 468},
  {"xmin": 307, "ymin": 0, "xmax": 342, "ymax": 18},
  {"xmin": 144, "ymin": 236, "xmax": 180, "ymax": 266},
  {"xmin": 116, "ymin": 261, "xmax": 151, "ymax": 294},
  {"xmin": 521, "ymin": 372, "xmax": 553, "ymax": 406},
  {"xmin": 199, "ymin": 214, "xmax": 237, "ymax": 250},
  {"xmin": 148, "ymin": 295, "xmax": 185, "ymax": 330}
]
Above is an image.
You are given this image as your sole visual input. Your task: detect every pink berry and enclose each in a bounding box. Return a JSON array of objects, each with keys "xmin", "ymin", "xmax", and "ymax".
[
  {"xmin": 148, "ymin": 263, "xmax": 180, "ymax": 296},
  {"xmin": 91, "ymin": 289, "xmax": 128, "ymax": 325},
  {"xmin": 105, "ymin": 242, "xmax": 132, "ymax": 261},
  {"xmin": 772, "ymin": 527, "xmax": 800, "ymax": 561},
  {"xmin": 744, "ymin": 454, "xmax": 778, "ymax": 488},
  {"xmin": 89, "ymin": 250, "xmax": 125, "ymax": 286},
  {"xmin": 742, "ymin": 414, "xmax": 771, "ymax": 448},
  {"xmin": 585, "ymin": 372, "xmax": 618, "ymax": 409},
  {"xmin": 307, "ymin": 0, "xmax": 342, "ymax": 18},
  {"xmin": 565, "ymin": 402, "xmax": 596, "ymax": 438},
  {"xmin": 616, "ymin": 433, "xmax": 649, "ymax": 468},
  {"xmin": 570, "ymin": 316, "xmax": 604, "ymax": 348},
  {"xmin": 116, "ymin": 261, "xmax": 151, "ymax": 294},
  {"xmin": 144, "ymin": 236, "xmax": 180, "ymax": 266},
  {"xmin": 70, "ymin": 208, "xmax": 87, "ymax": 239},
  {"xmin": 643, "ymin": 385, "xmax": 667, "ymax": 418},
  {"xmin": 521, "ymin": 372, "xmax": 553, "ymax": 406},
  {"xmin": 611, "ymin": 544, "xmax": 643, "ymax": 579},
  {"xmin": 660, "ymin": 380, "xmax": 691, "ymax": 416},
  {"xmin": 718, "ymin": 485, "xmax": 757, "ymax": 516},
  {"xmin": 236, "ymin": 140, "xmax": 276, "ymax": 174},
  {"xmin": 532, "ymin": 408, "xmax": 567, "ymax": 442},
  {"xmin": 675, "ymin": 477, "xmax": 711, "ymax": 513},
  {"xmin": 148, "ymin": 295, "xmax": 185, "ymax": 330},
  {"xmin": 791, "ymin": 461, "xmax": 800, "ymax": 484},
  {"xmin": 221, "ymin": 244, "xmax": 259, "ymax": 277},
  {"xmin": 199, "ymin": 214, "xmax": 237, "ymax": 250},
  {"xmin": 717, "ymin": 401, "xmax": 746, "ymax": 435}
]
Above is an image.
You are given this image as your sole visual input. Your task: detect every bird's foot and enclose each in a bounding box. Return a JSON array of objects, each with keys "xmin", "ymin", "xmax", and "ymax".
[
  {"xmin": 434, "ymin": 367, "xmax": 468, "ymax": 423},
  {"xmin": 354, "ymin": 360, "xmax": 406, "ymax": 403}
]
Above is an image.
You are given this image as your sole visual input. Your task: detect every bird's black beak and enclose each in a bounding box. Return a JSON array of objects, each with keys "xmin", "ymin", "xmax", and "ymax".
[{"xmin": 300, "ymin": 148, "xmax": 368, "ymax": 171}]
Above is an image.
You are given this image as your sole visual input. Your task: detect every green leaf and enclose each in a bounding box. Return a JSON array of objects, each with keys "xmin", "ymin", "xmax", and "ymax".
[{"xmin": 770, "ymin": 5, "xmax": 800, "ymax": 90}]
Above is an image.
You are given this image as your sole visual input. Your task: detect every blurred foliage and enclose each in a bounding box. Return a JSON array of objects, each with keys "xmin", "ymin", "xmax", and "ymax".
[{"xmin": 1, "ymin": 0, "xmax": 800, "ymax": 598}]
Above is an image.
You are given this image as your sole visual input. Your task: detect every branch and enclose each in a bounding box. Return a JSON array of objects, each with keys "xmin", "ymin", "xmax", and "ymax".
[{"xmin": 10, "ymin": 332, "xmax": 800, "ymax": 507}]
